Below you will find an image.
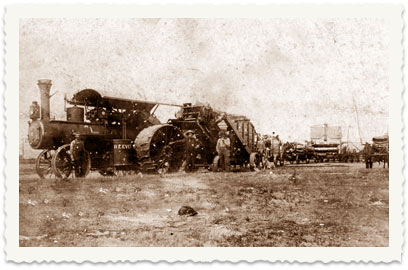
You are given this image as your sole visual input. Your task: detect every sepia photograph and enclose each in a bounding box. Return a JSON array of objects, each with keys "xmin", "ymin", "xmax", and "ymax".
[{"xmin": 5, "ymin": 3, "xmax": 403, "ymax": 263}]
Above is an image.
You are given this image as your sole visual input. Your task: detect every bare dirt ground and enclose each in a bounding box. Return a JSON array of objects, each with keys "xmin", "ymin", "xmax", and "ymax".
[{"xmin": 19, "ymin": 161, "xmax": 388, "ymax": 247}]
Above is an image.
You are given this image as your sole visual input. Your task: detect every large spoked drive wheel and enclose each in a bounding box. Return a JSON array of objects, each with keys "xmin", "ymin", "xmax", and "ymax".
[
  {"xmin": 52, "ymin": 144, "xmax": 91, "ymax": 179},
  {"xmin": 52, "ymin": 145, "xmax": 72, "ymax": 179},
  {"xmin": 134, "ymin": 124, "xmax": 185, "ymax": 173},
  {"xmin": 36, "ymin": 149, "xmax": 55, "ymax": 179}
]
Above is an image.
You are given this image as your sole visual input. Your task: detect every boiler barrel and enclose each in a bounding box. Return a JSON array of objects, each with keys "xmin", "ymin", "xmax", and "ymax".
[
  {"xmin": 28, "ymin": 119, "xmax": 107, "ymax": 149},
  {"xmin": 67, "ymin": 107, "xmax": 84, "ymax": 122}
]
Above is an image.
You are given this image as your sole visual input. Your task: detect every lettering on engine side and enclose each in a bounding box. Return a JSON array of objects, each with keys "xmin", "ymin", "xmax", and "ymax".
[{"xmin": 114, "ymin": 144, "xmax": 131, "ymax": 150}]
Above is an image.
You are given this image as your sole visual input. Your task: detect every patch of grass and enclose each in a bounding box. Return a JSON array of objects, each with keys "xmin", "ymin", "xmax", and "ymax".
[{"xmin": 19, "ymin": 163, "xmax": 388, "ymax": 247}]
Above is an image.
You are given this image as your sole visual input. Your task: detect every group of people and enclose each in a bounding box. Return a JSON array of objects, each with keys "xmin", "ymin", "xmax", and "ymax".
[
  {"xmin": 184, "ymin": 129, "xmax": 284, "ymax": 172},
  {"xmin": 183, "ymin": 129, "xmax": 231, "ymax": 172},
  {"xmin": 256, "ymin": 132, "xmax": 282, "ymax": 161}
]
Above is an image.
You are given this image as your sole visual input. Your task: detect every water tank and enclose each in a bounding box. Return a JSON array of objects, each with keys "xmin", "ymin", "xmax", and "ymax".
[
  {"xmin": 67, "ymin": 107, "xmax": 84, "ymax": 122},
  {"xmin": 113, "ymin": 139, "xmax": 133, "ymax": 166}
]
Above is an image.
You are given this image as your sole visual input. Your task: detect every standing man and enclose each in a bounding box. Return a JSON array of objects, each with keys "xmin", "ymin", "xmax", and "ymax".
[
  {"xmin": 29, "ymin": 101, "xmax": 40, "ymax": 120},
  {"xmin": 363, "ymin": 142, "xmax": 373, "ymax": 169},
  {"xmin": 271, "ymin": 132, "xmax": 282, "ymax": 166},
  {"xmin": 216, "ymin": 130, "xmax": 231, "ymax": 172},
  {"xmin": 70, "ymin": 134, "xmax": 85, "ymax": 176},
  {"xmin": 184, "ymin": 130, "xmax": 199, "ymax": 172},
  {"xmin": 256, "ymin": 134, "xmax": 266, "ymax": 156}
]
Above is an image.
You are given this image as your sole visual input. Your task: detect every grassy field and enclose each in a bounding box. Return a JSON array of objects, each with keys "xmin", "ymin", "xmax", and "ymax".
[{"xmin": 19, "ymin": 161, "xmax": 388, "ymax": 247}]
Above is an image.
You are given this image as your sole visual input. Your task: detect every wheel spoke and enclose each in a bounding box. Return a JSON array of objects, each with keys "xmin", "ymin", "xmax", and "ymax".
[
  {"xmin": 43, "ymin": 167, "xmax": 53, "ymax": 177},
  {"xmin": 36, "ymin": 149, "xmax": 55, "ymax": 179}
]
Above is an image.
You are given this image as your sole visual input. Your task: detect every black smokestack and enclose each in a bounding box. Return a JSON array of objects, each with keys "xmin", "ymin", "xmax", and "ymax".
[{"xmin": 37, "ymin": 79, "xmax": 52, "ymax": 120}]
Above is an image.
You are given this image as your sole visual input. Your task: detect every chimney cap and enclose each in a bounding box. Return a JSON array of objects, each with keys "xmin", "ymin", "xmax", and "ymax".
[{"xmin": 37, "ymin": 79, "xmax": 52, "ymax": 85}]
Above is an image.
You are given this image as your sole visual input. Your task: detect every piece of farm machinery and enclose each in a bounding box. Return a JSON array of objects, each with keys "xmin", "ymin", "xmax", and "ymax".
[
  {"xmin": 28, "ymin": 80, "xmax": 184, "ymax": 178},
  {"xmin": 294, "ymin": 143, "xmax": 316, "ymax": 164},
  {"xmin": 281, "ymin": 142, "xmax": 316, "ymax": 164},
  {"xmin": 28, "ymin": 80, "xmax": 263, "ymax": 179},
  {"xmin": 363, "ymin": 135, "xmax": 389, "ymax": 168},
  {"xmin": 310, "ymin": 124, "xmax": 341, "ymax": 162},
  {"xmin": 168, "ymin": 103, "xmax": 263, "ymax": 171},
  {"xmin": 261, "ymin": 135, "xmax": 283, "ymax": 167}
]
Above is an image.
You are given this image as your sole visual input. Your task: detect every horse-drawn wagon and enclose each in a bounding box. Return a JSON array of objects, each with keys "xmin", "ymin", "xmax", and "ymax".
[{"xmin": 363, "ymin": 135, "xmax": 389, "ymax": 168}]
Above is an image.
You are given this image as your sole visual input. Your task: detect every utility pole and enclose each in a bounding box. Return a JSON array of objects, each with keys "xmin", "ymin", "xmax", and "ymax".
[{"xmin": 352, "ymin": 96, "xmax": 363, "ymax": 145}]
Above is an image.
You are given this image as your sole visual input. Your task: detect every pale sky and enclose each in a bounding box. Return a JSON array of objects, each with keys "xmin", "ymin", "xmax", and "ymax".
[{"xmin": 19, "ymin": 18, "xmax": 389, "ymax": 157}]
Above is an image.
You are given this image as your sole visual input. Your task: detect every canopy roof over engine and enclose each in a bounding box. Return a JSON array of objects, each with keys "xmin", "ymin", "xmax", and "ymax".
[
  {"xmin": 68, "ymin": 89, "xmax": 180, "ymax": 112},
  {"xmin": 372, "ymin": 135, "xmax": 389, "ymax": 142}
]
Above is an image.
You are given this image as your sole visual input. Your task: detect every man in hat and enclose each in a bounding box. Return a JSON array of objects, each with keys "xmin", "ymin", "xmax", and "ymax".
[
  {"xmin": 216, "ymin": 130, "xmax": 231, "ymax": 171},
  {"xmin": 184, "ymin": 130, "xmax": 200, "ymax": 172},
  {"xmin": 70, "ymin": 134, "xmax": 86, "ymax": 176},
  {"xmin": 271, "ymin": 132, "xmax": 282, "ymax": 166},
  {"xmin": 29, "ymin": 101, "xmax": 40, "ymax": 120}
]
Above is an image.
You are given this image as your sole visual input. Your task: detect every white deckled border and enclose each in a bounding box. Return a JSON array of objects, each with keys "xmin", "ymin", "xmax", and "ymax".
[{"xmin": 4, "ymin": 4, "xmax": 404, "ymax": 262}]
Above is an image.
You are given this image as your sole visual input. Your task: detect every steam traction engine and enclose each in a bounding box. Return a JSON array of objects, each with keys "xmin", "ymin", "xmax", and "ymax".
[{"xmin": 28, "ymin": 79, "xmax": 184, "ymax": 178}]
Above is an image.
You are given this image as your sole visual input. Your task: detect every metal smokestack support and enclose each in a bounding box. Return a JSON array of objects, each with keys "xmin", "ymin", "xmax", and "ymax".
[{"xmin": 37, "ymin": 79, "xmax": 52, "ymax": 120}]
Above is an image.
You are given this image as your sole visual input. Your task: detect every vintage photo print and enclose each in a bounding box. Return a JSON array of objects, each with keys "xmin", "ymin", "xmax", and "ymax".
[{"xmin": 5, "ymin": 4, "xmax": 403, "ymax": 262}]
